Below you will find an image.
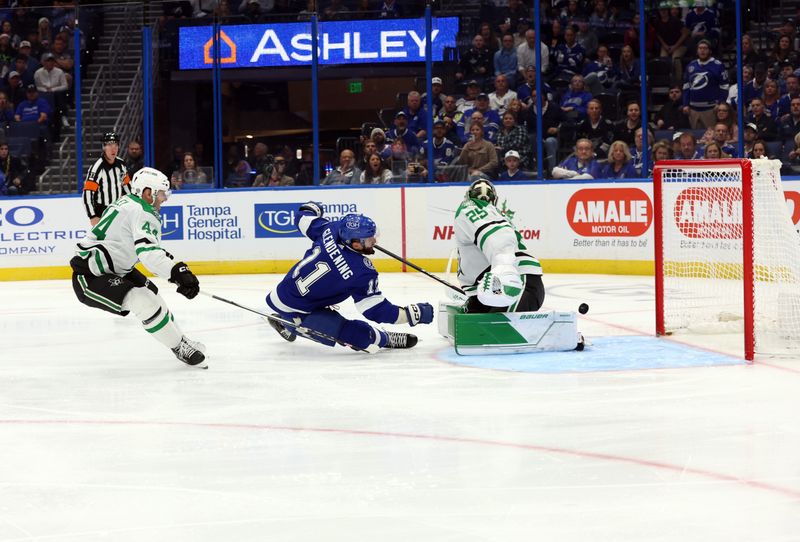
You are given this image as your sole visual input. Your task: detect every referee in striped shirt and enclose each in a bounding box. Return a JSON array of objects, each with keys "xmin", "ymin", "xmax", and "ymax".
[{"xmin": 83, "ymin": 132, "xmax": 130, "ymax": 225}]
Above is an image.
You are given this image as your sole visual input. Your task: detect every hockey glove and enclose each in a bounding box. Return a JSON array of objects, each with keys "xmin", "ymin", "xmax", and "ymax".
[
  {"xmin": 405, "ymin": 303, "xmax": 434, "ymax": 326},
  {"xmin": 169, "ymin": 262, "xmax": 199, "ymax": 299},
  {"xmin": 299, "ymin": 201, "xmax": 324, "ymax": 217}
]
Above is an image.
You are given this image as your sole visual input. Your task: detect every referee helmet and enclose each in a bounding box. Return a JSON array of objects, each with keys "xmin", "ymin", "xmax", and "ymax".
[{"xmin": 102, "ymin": 132, "xmax": 120, "ymax": 145}]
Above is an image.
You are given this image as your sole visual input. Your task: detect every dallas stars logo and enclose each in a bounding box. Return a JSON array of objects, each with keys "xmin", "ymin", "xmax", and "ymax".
[
  {"xmin": 108, "ymin": 277, "xmax": 122, "ymax": 287},
  {"xmin": 498, "ymin": 199, "xmax": 515, "ymax": 222}
]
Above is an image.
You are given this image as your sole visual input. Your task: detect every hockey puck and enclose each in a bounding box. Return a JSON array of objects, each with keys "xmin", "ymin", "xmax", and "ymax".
[{"xmin": 578, "ymin": 303, "xmax": 589, "ymax": 314}]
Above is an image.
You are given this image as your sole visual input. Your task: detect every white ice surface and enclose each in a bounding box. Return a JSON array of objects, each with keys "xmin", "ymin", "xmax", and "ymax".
[{"xmin": 0, "ymin": 272, "xmax": 798, "ymax": 541}]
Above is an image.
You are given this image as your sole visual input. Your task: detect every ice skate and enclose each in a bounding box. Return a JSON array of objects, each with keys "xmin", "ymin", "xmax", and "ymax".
[
  {"xmin": 172, "ymin": 336, "xmax": 207, "ymax": 366},
  {"xmin": 384, "ymin": 331, "xmax": 418, "ymax": 349},
  {"xmin": 267, "ymin": 315, "xmax": 297, "ymax": 342}
]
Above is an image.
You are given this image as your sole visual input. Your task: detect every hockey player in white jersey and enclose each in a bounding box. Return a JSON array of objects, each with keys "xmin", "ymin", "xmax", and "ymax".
[
  {"xmin": 69, "ymin": 167, "xmax": 206, "ymax": 366},
  {"xmin": 454, "ymin": 177, "xmax": 545, "ymax": 313}
]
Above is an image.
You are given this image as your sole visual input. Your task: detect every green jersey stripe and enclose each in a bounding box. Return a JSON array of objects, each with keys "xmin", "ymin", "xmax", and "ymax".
[
  {"xmin": 78, "ymin": 275, "xmax": 122, "ymax": 312},
  {"xmin": 94, "ymin": 250, "xmax": 106, "ymax": 275},
  {"xmin": 517, "ymin": 259, "xmax": 541, "ymax": 267},
  {"xmin": 135, "ymin": 246, "xmax": 163, "ymax": 256},
  {"xmin": 478, "ymin": 224, "xmax": 512, "ymax": 251}
]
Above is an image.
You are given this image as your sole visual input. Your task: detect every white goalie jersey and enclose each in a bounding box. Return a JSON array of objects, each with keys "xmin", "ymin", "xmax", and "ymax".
[
  {"xmin": 454, "ymin": 197, "xmax": 541, "ymax": 297},
  {"xmin": 75, "ymin": 194, "xmax": 176, "ymax": 278}
]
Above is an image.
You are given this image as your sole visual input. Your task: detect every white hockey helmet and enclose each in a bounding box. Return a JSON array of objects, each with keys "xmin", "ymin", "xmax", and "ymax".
[{"xmin": 130, "ymin": 167, "xmax": 171, "ymax": 200}]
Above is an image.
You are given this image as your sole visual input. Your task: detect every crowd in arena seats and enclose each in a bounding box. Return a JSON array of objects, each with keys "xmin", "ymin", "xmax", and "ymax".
[
  {"xmin": 155, "ymin": 0, "xmax": 800, "ymax": 186},
  {"xmin": 0, "ymin": 0, "xmax": 91, "ymax": 195}
]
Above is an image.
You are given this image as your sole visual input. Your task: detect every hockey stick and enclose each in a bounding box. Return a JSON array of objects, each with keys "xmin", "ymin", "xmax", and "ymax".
[
  {"xmin": 198, "ymin": 291, "xmax": 338, "ymax": 345},
  {"xmin": 374, "ymin": 244, "xmax": 465, "ymax": 294}
]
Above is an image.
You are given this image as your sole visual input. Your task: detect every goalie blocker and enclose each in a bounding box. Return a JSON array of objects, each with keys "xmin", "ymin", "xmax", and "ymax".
[{"xmin": 438, "ymin": 303, "xmax": 585, "ymax": 355}]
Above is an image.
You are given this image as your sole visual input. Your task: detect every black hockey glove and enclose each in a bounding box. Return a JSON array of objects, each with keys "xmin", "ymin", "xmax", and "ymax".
[
  {"xmin": 169, "ymin": 262, "xmax": 199, "ymax": 299},
  {"xmin": 405, "ymin": 303, "xmax": 434, "ymax": 326},
  {"xmin": 299, "ymin": 201, "xmax": 324, "ymax": 217}
]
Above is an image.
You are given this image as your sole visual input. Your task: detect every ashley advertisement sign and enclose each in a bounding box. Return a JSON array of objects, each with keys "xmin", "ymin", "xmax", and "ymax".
[{"xmin": 179, "ymin": 17, "xmax": 459, "ymax": 70}]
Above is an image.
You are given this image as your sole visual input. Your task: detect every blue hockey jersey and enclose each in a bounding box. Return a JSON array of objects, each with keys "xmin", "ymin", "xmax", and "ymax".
[
  {"xmin": 267, "ymin": 211, "xmax": 402, "ymax": 324},
  {"xmin": 683, "ymin": 57, "xmax": 729, "ymax": 111}
]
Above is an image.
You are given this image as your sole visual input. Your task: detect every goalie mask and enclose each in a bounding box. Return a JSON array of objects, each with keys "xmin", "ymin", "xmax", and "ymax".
[
  {"xmin": 467, "ymin": 177, "xmax": 498, "ymax": 205},
  {"xmin": 339, "ymin": 213, "xmax": 378, "ymax": 254},
  {"xmin": 130, "ymin": 167, "xmax": 171, "ymax": 204}
]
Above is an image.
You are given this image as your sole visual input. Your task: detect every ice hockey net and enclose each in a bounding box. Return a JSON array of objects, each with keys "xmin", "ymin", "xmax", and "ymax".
[{"xmin": 654, "ymin": 158, "xmax": 800, "ymax": 361}]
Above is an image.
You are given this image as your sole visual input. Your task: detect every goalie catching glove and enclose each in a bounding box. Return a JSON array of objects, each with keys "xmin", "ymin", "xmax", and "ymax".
[
  {"xmin": 404, "ymin": 303, "xmax": 434, "ymax": 326},
  {"xmin": 169, "ymin": 262, "xmax": 200, "ymax": 299},
  {"xmin": 477, "ymin": 253, "xmax": 523, "ymax": 307}
]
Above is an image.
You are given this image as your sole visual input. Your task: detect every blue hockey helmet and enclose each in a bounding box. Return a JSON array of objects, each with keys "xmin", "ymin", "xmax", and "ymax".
[{"xmin": 339, "ymin": 213, "xmax": 377, "ymax": 246}]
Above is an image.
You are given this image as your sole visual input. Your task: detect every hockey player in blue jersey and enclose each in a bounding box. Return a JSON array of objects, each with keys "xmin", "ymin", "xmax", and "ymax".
[{"xmin": 265, "ymin": 203, "xmax": 434, "ymax": 351}]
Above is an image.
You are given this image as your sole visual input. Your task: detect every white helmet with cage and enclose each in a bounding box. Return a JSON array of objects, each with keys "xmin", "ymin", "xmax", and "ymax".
[{"xmin": 130, "ymin": 167, "xmax": 171, "ymax": 200}]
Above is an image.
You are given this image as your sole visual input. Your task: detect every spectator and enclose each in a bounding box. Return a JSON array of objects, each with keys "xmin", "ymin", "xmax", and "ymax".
[
  {"xmin": 613, "ymin": 101, "xmax": 641, "ymax": 147},
  {"xmin": 751, "ymin": 139, "xmax": 769, "ymax": 159},
  {"xmin": 546, "ymin": 20, "xmax": 564, "ymax": 53},
  {"xmin": 762, "ymin": 79, "xmax": 782, "ymax": 119},
  {"xmin": 125, "ymin": 140, "xmax": 144, "ymax": 177},
  {"xmin": 380, "ymin": 0, "xmax": 403, "ymax": 18},
  {"xmin": 497, "ymin": 150, "xmax": 526, "ymax": 180},
  {"xmin": 617, "ymin": 45, "xmax": 640, "ymax": 88},
  {"xmin": 575, "ymin": 19, "xmax": 598, "ymax": 59},
  {"xmin": 676, "ymin": 132, "xmax": 701, "ymax": 159},
  {"xmin": 671, "ymin": 131, "xmax": 684, "ymax": 157},
  {"xmin": 462, "ymin": 94, "xmax": 501, "ymax": 142},
  {"xmin": 16, "ymin": 41, "xmax": 38, "ymax": 71},
  {"xmin": 517, "ymin": 65, "xmax": 553, "ymax": 108},
  {"xmin": 358, "ymin": 153, "xmax": 392, "ymax": 184},
  {"xmin": 193, "ymin": 141, "xmax": 210, "ymax": 167},
  {"xmin": 779, "ymin": 96, "xmax": 800, "ymax": 143},
  {"xmin": 684, "ymin": 0, "xmax": 719, "ymax": 52},
  {"xmin": 512, "ymin": 18, "xmax": 532, "ymax": 49},
  {"xmin": 386, "ymin": 111, "xmax": 421, "ymax": 154},
  {"xmin": 561, "ymin": 0, "xmax": 584, "ymax": 26},
  {"xmin": 742, "ymin": 123, "xmax": 757, "ymax": 157},
  {"xmin": 553, "ymin": 24, "xmax": 586, "ymax": 78},
  {"xmin": 517, "ymin": 29, "xmax": 549, "ymax": 77},
  {"xmin": 630, "ymin": 127, "xmax": 654, "ymax": 174},
  {"xmin": 452, "ymin": 121, "xmax": 498, "ymax": 177},
  {"xmin": 34, "ymin": 52, "xmax": 69, "ymax": 127},
  {"xmin": 742, "ymin": 62, "xmax": 767, "ymax": 108},
  {"xmin": 386, "ymin": 138, "xmax": 411, "ymax": 180},
  {"xmin": 437, "ymin": 95, "xmax": 464, "ymax": 145},
  {"xmin": 0, "ymin": 34, "xmax": 13, "ymax": 68},
  {"xmin": 778, "ymin": 74, "xmax": 800, "ymax": 117},
  {"xmin": 560, "ymin": 74, "xmax": 593, "ymax": 121},
  {"xmin": 652, "ymin": 140, "xmax": 673, "ymax": 163},
  {"xmin": 576, "ymin": 99, "xmax": 614, "ymax": 155},
  {"xmin": 50, "ymin": 38, "xmax": 74, "ymax": 84},
  {"xmin": 653, "ymin": 2, "xmax": 689, "ymax": 82},
  {"xmin": 552, "ymin": 138, "xmax": 598, "ymax": 179},
  {"xmin": 497, "ymin": 0, "xmax": 529, "ymax": 36},
  {"xmin": 0, "ymin": 92, "xmax": 14, "ymax": 125},
  {"xmin": 253, "ymin": 155, "xmax": 294, "ymax": 187},
  {"xmin": 704, "ymin": 123, "xmax": 737, "ymax": 157},
  {"xmin": 13, "ymin": 56, "xmax": 34, "ymax": 87},
  {"xmin": 494, "ymin": 33, "xmax": 518, "ymax": 87},
  {"xmin": 682, "ymin": 39, "xmax": 729, "ymax": 129},
  {"xmin": 769, "ymin": 35, "xmax": 799, "ymax": 75},
  {"xmin": 359, "ymin": 139, "xmax": 378, "ymax": 170},
  {"xmin": 601, "ymin": 141, "xmax": 638, "ymax": 179},
  {"xmin": 5, "ymin": 71, "xmax": 25, "ymax": 107},
  {"xmin": 787, "ymin": 131, "xmax": 800, "ymax": 163},
  {"xmin": 0, "ymin": 141, "xmax": 27, "ymax": 195},
  {"xmin": 455, "ymin": 35, "xmax": 492, "ymax": 89},
  {"xmin": 402, "ymin": 91, "xmax": 425, "ymax": 140},
  {"xmin": 238, "ymin": 0, "xmax": 268, "ymax": 21},
  {"xmin": 456, "ymin": 80, "xmax": 481, "ymax": 112},
  {"xmin": 699, "ymin": 102, "xmax": 739, "ymax": 146},
  {"xmin": 419, "ymin": 119, "xmax": 457, "ymax": 173},
  {"xmin": 371, "ymin": 127, "xmax": 390, "ymax": 158},
  {"xmin": 14, "ymin": 84, "xmax": 49, "ymax": 125},
  {"xmin": 321, "ymin": 149, "xmax": 360, "ymax": 185},
  {"xmin": 479, "ymin": 21, "xmax": 500, "ymax": 57},
  {"xmin": 702, "ymin": 141, "xmax": 726, "ymax": 159},
  {"xmin": 37, "ymin": 17, "xmax": 52, "ymax": 48},
  {"xmin": 488, "ymin": 74, "xmax": 517, "ymax": 115},
  {"xmin": 521, "ymin": 89, "xmax": 561, "ymax": 172},
  {"xmin": 23, "ymin": 32, "xmax": 44, "ymax": 65},
  {"xmin": 496, "ymin": 110, "xmax": 530, "ymax": 169},
  {"xmin": 589, "ymin": 0, "xmax": 609, "ymax": 30},
  {"xmin": 747, "ymin": 97, "xmax": 778, "ymax": 141},
  {"xmin": 1, "ymin": 21, "xmax": 20, "ymax": 49},
  {"xmin": 171, "ymin": 152, "xmax": 208, "ymax": 189},
  {"xmin": 582, "ymin": 43, "xmax": 616, "ymax": 96},
  {"xmin": 422, "ymin": 77, "xmax": 443, "ymax": 117},
  {"xmin": 656, "ymin": 85, "xmax": 690, "ymax": 130},
  {"xmin": 250, "ymin": 142, "xmax": 272, "ymax": 176},
  {"xmin": 741, "ymin": 33, "xmax": 767, "ymax": 68}
]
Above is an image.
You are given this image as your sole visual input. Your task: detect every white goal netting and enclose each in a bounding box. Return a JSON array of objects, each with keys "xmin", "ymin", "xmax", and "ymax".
[{"xmin": 657, "ymin": 159, "xmax": 800, "ymax": 356}]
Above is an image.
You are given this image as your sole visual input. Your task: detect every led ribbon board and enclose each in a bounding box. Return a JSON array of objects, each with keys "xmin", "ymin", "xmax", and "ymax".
[{"xmin": 178, "ymin": 17, "xmax": 459, "ymax": 70}]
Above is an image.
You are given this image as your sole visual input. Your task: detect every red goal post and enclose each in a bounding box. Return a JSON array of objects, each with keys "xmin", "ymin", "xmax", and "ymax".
[{"xmin": 653, "ymin": 158, "xmax": 800, "ymax": 361}]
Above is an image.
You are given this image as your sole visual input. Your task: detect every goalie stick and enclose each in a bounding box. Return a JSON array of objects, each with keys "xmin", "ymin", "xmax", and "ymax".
[
  {"xmin": 374, "ymin": 244, "xmax": 465, "ymax": 295},
  {"xmin": 198, "ymin": 291, "xmax": 339, "ymax": 345}
]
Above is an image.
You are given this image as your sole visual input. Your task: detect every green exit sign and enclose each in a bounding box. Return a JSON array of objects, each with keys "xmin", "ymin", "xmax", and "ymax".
[{"xmin": 348, "ymin": 81, "xmax": 363, "ymax": 94}]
